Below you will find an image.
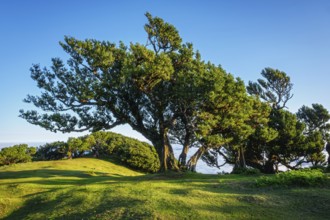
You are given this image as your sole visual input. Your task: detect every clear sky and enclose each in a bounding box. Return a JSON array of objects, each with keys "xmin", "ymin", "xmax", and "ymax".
[{"xmin": 1, "ymin": 0, "xmax": 330, "ymax": 143}]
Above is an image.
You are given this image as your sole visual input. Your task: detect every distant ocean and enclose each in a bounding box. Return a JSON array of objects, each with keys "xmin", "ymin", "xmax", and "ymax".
[
  {"xmin": 0, "ymin": 142, "xmax": 232, "ymax": 174},
  {"xmin": 0, "ymin": 142, "xmax": 46, "ymax": 148}
]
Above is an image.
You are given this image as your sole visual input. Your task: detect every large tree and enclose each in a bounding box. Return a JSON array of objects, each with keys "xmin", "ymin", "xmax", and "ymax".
[
  {"xmin": 20, "ymin": 13, "xmax": 183, "ymax": 171},
  {"xmin": 20, "ymin": 13, "xmax": 249, "ymax": 172}
]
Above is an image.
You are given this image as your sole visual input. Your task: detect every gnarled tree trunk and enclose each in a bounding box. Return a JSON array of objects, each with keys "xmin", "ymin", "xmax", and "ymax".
[
  {"xmin": 233, "ymin": 146, "xmax": 247, "ymax": 171},
  {"xmin": 178, "ymin": 144, "xmax": 189, "ymax": 167},
  {"xmin": 153, "ymin": 132, "xmax": 179, "ymax": 172},
  {"xmin": 187, "ymin": 146, "xmax": 208, "ymax": 172}
]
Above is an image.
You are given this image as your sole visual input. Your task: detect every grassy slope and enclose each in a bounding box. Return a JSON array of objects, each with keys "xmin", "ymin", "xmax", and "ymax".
[{"xmin": 0, "ymin": 158, "xmax": 329, "ymax": 220}]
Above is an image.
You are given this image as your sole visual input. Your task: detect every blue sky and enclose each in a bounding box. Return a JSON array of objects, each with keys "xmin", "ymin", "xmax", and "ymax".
[{"xmin": 1, "ymin": 0, "xmax": 330, "ymax": 143}]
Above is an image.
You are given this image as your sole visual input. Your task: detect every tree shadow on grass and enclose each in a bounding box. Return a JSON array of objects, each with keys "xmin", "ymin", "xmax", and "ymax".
[
  {"xmin": 195, "ymin": 178, "xmax": 330, "ymax": 220},
  {"xmin": 0, "ymin": 169, "xmax": 96, "ymax": 179},
  {"xmin": 0, "ymin": 165, "xmax": 158, "ymax": 219},
  {"xmin": 1, "ymin": 168, "xmax": 158, "ymax": 219},
  {"xmin": 4, "ymin": 186, "xmax": 155, "ymax": 220},
  {"xmin": 0, "ymin": 169, "xmax": 149, "ymax": 188},
  {"xmin": 1, "ymin": 167, "xmax": 286, "ymax": 219}
]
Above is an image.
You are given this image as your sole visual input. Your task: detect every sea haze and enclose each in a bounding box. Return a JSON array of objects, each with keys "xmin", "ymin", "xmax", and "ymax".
[{"xmin": 0, "ymin": 142, "xmax": 45, "ymax": 148}]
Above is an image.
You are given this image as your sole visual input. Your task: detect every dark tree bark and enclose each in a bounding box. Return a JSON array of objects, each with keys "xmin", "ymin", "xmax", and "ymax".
[
  {"xmin": 263, "ymin": 159, "xmax": 276, "ymax": 174},
  {"xmin": 233, "ymin": 146, "xmax": 247, "ymax": 171},
  {"xmin": 153, "ymin": 135, "xmax": 178, "ymax": 172},
  {"xmin": 178, "ymin": 143, "xmax": 189, "ymax": 167},
  {"xmin": 178, "ymin": 131, "xmax": 192, "ymax": 167}
]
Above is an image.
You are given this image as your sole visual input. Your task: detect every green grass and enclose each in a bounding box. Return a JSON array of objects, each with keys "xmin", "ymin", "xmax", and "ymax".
[{"xmin": 0, "ymin": 158, "xmax": 329, "ymax": 219}]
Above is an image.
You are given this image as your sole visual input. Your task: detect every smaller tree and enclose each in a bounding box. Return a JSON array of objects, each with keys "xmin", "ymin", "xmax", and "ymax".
[
  {"xmin": 297, "ymin": 103, "xmax": 330, "ymax": 166},
  {"xmin": 201, "ymin": 97, "xmax": 277, "ymax": 173},
  {"xmin": 186, "ymin": 72, "xmax": 255, "ymax": 172},
  {"xmin": 297, "ymin": 104, "xmax": 330, "ymax": 138},
  {"xmin": 245, "ymin": 68, "xmax": 299, "ymax": 173},
  {"xmin": 247, "ymin": 67, "xmax": 293, "ymax": 110}
]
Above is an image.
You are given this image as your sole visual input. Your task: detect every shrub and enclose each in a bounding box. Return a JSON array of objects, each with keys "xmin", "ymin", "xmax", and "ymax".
[
  {"xmin": 34, "ymin": 142, "xmax": 67, "ymax": 161},
  {"xmin": 256, "ymin": 169, "xmax": 327, "ymax": 187},
  {"xmin": 310, "ymin": 165, "xmax": 326, "ymax": 172},
  {"xmin": 0, "ymin": 144, "xmax": 36, "ymax": 166},
  {"xmin": 325, "ymin": 166, "xmax": 330, "ymax": 173},
  {"xmin": 231, "ymin": 167, "xmax": 261, "ymax": 175},
  {"xmin": 90, "ymin": 131, "xmax": 160, "ymax": 173},
  {"xmin": 33, "ymin": 131, "xmax": 160, "ymax": 173},
  {"xmin": 115, "ymin": 141, "xmax": 160, "ymax": 173}
]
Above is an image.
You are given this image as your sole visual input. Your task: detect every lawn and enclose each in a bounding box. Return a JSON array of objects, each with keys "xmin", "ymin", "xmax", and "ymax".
[{"xmin": 0, "ymin": 158, "xmax": 329, "ymax": 219}]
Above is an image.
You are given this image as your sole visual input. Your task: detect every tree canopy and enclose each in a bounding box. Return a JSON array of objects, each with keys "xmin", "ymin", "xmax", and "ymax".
[{"xmin": 20, "ymin": 13, "xmax": 330, "ymax": 173}]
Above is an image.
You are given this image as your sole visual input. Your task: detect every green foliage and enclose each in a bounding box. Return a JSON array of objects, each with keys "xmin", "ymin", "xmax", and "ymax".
[
  {"xmin": 34, "ymin": 141, "xmax": 67, "ymax": 161},
  {"xmin": 297, "ymin": 104, "xmax": 330, "ymax": 137},
  {"xmin": 0, "ymin": 144, "xmax": 36, "ymax": 166},
  {"xmin": 324, "ymin": 166, "xmax": 330, "ymax": 173},
  {"xmin": 90, "ymin": 131, "xmax": 160, "ymax": 173},
  {"xmin": 115, "ymin": 141, "xmax": 160, "ymax": 173},
  {"xmin": 297, "ymin": 103, "xmax": 330, "ymax": 166},
  {"xmin": 66, "ymin": 137, "xmax": 92, "ymax": 159},
  {"xmin": 256, "ymin": 169, "xmax": 327, "ymax": 187},
  {"xmin": 244, "ymin": 68, "xmax": 329, "ymax": 173},
  {"xmin": 247, "ymin": 68, "xmax": 293, "ymax": 110},
  {"xmin": 144, "ymin": 12, "xmax": 182, "ymax": 53},
  {"xmin": 231, "ymin": 167, "xmax": 261, "ymax": 175}
]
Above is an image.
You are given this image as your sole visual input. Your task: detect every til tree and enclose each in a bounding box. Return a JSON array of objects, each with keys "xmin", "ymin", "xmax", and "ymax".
[
  {"xmin": 20, "ymin": 13, "xmax": 182, "ymax": 171},
  {"xmin": 20, "ymin": 13, "xmax": 249, "ymax": 172}
]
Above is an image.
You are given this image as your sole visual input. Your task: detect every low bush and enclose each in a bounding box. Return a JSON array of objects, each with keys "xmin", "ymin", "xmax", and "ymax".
[
  {"xmin": 114, "ymin": 140, "xmax": 160, "ymax": 173},
  {"xmin": 324, "ymin": 166, "xmax": 330, "ymax": 173},
  {"xmin": 34, "ymin": 141, "xmax": 67, "ymax": 161},
  {"xmin": 310, "ymin": 165, "xmax": 326, "ymax": 171},
  {"xmin": 76, "ymin": 131, "xmax": 160, "ymax": 173},
  {"xmin": 33, "ymin": 131, "xmax": 161, "ymax": 173},
  {"xmin": 0, "ymin": 144, "xmax": 36, "ymax": 166},
  {"xmin": 92, "ymin": 131, "xmax": 160, "ymax": 173},
  {"xmin": 256, "ymin": 169, "xmax": 327, "ymax": 187},
  {"xmin": 231, "ymin": 167, "xmax": 261, "ymax": 175}
]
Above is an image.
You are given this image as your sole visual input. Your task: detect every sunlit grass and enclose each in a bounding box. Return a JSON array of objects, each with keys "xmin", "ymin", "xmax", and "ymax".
[{"xmin": 0, "ymin": 158, "xmax": 329, "ymax": 219}]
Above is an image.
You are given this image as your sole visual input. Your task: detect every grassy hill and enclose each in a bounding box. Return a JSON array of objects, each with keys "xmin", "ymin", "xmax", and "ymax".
[{"xmin": 0, "ymin": 158, "xmax": 329, "ymax": 219}]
